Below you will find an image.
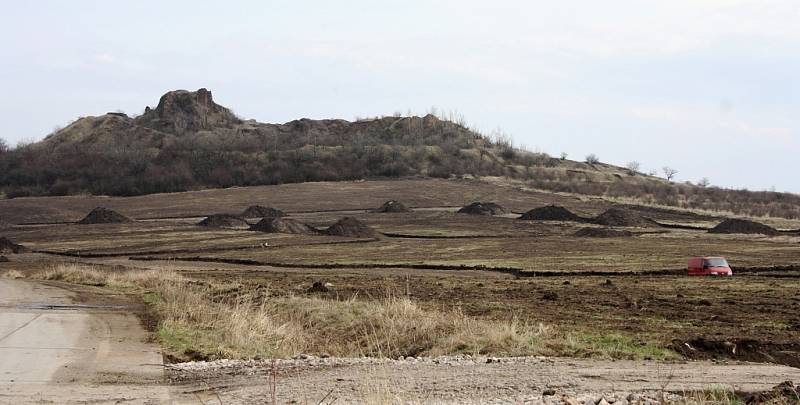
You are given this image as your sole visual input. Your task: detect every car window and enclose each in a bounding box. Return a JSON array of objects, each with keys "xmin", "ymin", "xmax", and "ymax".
[{"xmin": 704, "ymin": 258, "xmax": 728, "ymax": 267}]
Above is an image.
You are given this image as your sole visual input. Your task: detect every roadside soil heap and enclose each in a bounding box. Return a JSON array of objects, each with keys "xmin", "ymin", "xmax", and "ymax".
[
  {"xmin": 374, "ymin": 200, "xmax": 411, "ymax": 213},
  {"xmin": 744, "ymin": 381, "xmax": 800, "ymax": 404},
  {"xmin": 0, "ymin": 255, "xmax": 8, "ymax": 262},
  {"xmin": 592, "ymin": 207, "xmax": 655, "ymax": 227},
  {"xmin": 0, "ymin": 237, "xmax": 29, "ymax": 253},
  {"xmin": 241, "ymin": 205, "xmax": 284, "ymax": 218},
  {"xmin": 708, "ymin": 218, "xmax": 779, "ymax": 236},
  {"xmin": 324, "ymin": 217, "xmax": 379, "ymax": 238},
  {"xmin": 250, "ymin": 217, "xmax": 319, "ymax": 235},
  {"xmin": 574, "ymin": 227, "xmax": 634, "ymax": 238},
  {"xmin": 77, "ymin": 207, "xmax": 134, "ymax": 224},
  {"xmin": 518, "ymin": 204, "xmax": 582, "ymax": 221},
  {"xmin": 197, "ymin": 214, "xmax": 250, "ymax": 230},
  {"xmin": 457, "ymin": 202, "xmax": 505, "ymax": 216}
]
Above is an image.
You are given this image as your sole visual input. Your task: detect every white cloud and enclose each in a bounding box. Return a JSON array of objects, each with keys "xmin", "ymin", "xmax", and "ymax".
[
  {"xmin": 93, "ymin": 53, "xmax": 115, "ymax": 64},
  {"xmin": 630, "ymin": 104, "xmax": 794, "ymax": 142}
]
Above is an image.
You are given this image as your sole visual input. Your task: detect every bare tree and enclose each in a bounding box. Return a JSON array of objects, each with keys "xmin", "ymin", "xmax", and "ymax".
[
  {"xmin": 625, "ymin": 161, "xmax": 641, "ymax": 174},
  {"xmin": 662, "ymin": 166, "xmax": 678, "ymax": 181},
  {"xmin": 0, "ymin": 137, "xmax": 8, "ymax": 153},
  {"xmin": 585, "ymin": 153, "xmax": 600, "ymax": 164},
  {"xmin": 698, "ymin": 177, "xmax": 710, "ymax": 187},
  {"xmin": 560, "ymin": 152, "xmax": 568, "ymax": 160}
]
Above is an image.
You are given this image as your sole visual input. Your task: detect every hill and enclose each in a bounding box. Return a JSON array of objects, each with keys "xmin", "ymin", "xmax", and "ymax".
[
  {"xmin": 0, "ymin": 88, "xmax": 525, "ymax": 196},
  {"xmin": 1, "ymin": 88, "xmax": 798, "ymax": 219}
]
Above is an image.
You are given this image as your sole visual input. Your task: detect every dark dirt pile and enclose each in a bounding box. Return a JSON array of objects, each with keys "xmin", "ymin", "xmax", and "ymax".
[
  {"xmin": 374, "ymin": 200, "xmax": 411, "ymax": 213},
  {"xmin": 307, "ymin": 281, "xmax": 330, "ymax": 293},
  {"xmin": 519, "ymin": 205, "xmax": 582, "ymax": 221},
  {"xmin": 457, "ymin": 202, "xmax": 505, "ymax": 216},
  {"xmin": 197, "ymin": 214, "xmax": 250, "ymax": 230},
  {"xmin": 0, "ymin": 255, "xmax": 9, "ymax": 262},
  {"xmin": 324, "ymin": 217, "xmax": 379, "ymax": 238},
  {"xmin": 241, "ymin": 205, "xmax": 284, "ymax": 218},
  {"xmin": 743, "ymin": 381, "xmax": 800, "ymax": 404},
  {"xmin": 592, "ymin": 208, "xmax": 655, "ymax": 227},
  {"xmin": 574, "ymin": 227, "xmax": 634, "ymax": 238},
  {"xmin": 77, "ymin": 207, "xmax": 133, "ymax": 224},
  {"xmin": 0, "ymin": 237, "xmax": 29, "ymax": 254},
  {"xmin": 708, "ymin": 218, "xmax": 779, "ymax": 236},
  {"xmin": 250, "ymin": 217, "xmax": 319, "ymax": 235},
  {"xmin": 671, "ymin": 337, "xmax": 800, "ymax": 369}
]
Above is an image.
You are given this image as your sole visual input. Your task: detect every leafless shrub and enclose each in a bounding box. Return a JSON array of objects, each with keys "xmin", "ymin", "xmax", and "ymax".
[
  {"xmin": 625, "ymin": 161, "xmax": 641, "ymax": 175},
  {"xmin": 662, "ymin": 166, "xmax": 678, "ymax": 181}
]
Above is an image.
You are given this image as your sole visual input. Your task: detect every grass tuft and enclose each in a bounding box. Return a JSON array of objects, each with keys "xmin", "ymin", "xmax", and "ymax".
[{"xmin": 31, "ymin": 263, "xmax": 551, "ymax": 360}]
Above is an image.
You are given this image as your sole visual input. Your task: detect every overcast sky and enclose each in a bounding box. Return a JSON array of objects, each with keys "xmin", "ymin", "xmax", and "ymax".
[{"xmin": 1, "ymin": 1, "xmax": 798, "ymax": 192}]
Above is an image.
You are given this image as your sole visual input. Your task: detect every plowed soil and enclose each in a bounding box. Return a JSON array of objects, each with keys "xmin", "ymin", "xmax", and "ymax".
[
  {"xmin": 0, "ymin": 237, "xmax": 29, "ymax": 253},
  {"xmin": 197, "ymin": 214, "xmax": 250, "ymax": 229},
  {"xmin": 709, "ymin": 218, "xmax": 779, "ymax": 236},
  {"xmin": 250, "ymin": 217, "xmax": 319, "ymax": 235},
  {"xmin": 458, "ymin": 202, "xmax": 505, "ymax": 216},
  {"xmin": 519, "ymin": 205, "xmax": 583, "ymax": 221},
  {"xmin": 324, "ymin": 217, "xmax": 379, "ymax": 238},
  {"xmin": 241, "ymin": 205, "xmax": 284, "ymax": 218},
  {"xmin": 2, "ymin": 178, "xmax": 800, "ymax": 371},
  {"xmin": 593, "ymin": 208, "xmax": 656, "ymax": 227},
  {"xmin": 77, "ymin": 207, "xmax": 133, "ymax": 224},
  {"xmin": 374, "ymin": 200, "xmax": 410, "ymax": 213}
]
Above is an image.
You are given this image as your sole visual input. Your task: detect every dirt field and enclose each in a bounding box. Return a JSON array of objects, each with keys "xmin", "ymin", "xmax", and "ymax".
[{"xmin": 1, "ymin": 178, "xmax": 799, "ymax": 401}]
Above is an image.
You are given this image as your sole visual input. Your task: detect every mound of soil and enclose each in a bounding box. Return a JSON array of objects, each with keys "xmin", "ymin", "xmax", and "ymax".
[
  {"xmin": 241, "ymin": 205, "xmax": 284, "ymax": 218},
  {"xmin": 307, "ymin": 281, "xmax": 330, "ymax": 293},
  {"xmin": 197, "ymin": 214, "xmax": 250, "ymax": 230},
  {"xmin": 77, "ymin": 207, "xmax": 133, "ymax": 224},
  {"xmin": 519, "ymin": 205, "xmax": 582, "ymax": 221},
  {"xmin": 574, "ymin": 227, "xmax": 634, "ymax": 238},
  {"xmin": 0, "ymin": 255, "xmax": 8, "ymax": 262},
  {"xmin": 374, "ymin": 200, "xmax": 411, "ymax": 213},
  {"xmin": 592, "ymin": 208, "xmax": 655, "ymax": 227},
  {"xmin": 744, "ymin": 381, "xmax": 800, "ymax": 404},
  {"xmin": 324, "ymin": 217, "xmax": 378, "ymax": 238},
  {"xmin": 0, "ymin": 237, "xmax": 29, "ymax": 254},
  {"xmin": 671, "ymin": 337, "xmax": 800, "ymax": 368},
  {"xmin": 457, "ymin": 202, "xmax": 505, "ymax": 216},
  {"xmin": 708, "ymin": 218, "xmax": 779, "ymax": 236},
  {"xmin": 250, "ymin": 217, "xmax": 319, "ymax": 235}
]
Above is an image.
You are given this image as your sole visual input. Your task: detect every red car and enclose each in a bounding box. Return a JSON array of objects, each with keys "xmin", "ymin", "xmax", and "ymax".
[{"xmin": 687, "ymin": 257, "xmax": 733, "ymax": 276}]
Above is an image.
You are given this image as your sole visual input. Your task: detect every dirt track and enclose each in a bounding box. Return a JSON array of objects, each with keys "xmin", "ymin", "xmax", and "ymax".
[
  {"xmin": 171, "ymin": 356, "xmax": 800, "ymax": 404},
  {"xmin": 0, "ymin": 279, "xmax": 169, "ymax": 404}
]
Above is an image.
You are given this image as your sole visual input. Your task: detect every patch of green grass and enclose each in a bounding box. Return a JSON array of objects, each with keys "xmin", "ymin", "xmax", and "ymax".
[
  {"xmin": 558, "ymin": 333, "xmax": 678, "ymax": 360},
  {"xmin": 678, "ymin": 385, "xmax": 745, "ymax": 405},
  {"xmin": 143, "ymin": 291, "xmax": 162, "ymax": 305}
]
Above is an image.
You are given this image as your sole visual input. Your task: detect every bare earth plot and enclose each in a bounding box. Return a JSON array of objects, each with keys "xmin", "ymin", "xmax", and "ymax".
[
  {"xmin": 1, "ymin": 179, "xmax": 800, "ymax": 403},
  {"xmin": 0, "ymin": 178, "xmax": 600, "ymax": 224}
]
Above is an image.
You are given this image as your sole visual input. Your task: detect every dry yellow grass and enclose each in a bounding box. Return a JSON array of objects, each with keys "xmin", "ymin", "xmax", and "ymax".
[
  {"xmin": 0, "ymin": 269, "xmax": 25, "ymax": 279},
  {"xmin": 32, "ymin": 263, "xmax": 551, "ymax": 360}
]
